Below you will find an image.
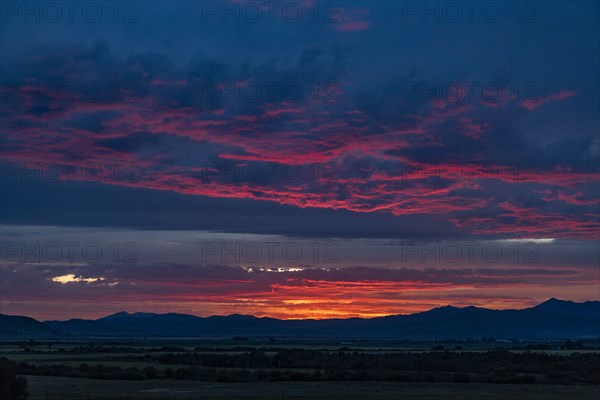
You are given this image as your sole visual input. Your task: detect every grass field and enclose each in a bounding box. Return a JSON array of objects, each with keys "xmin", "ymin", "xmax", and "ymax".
[
  {"xmin": 24, "ymin": 375, "xmax": 600, "ymax": 400},
  {"xmin": 2, "ymin": 340, "xmax": 598, "ymax": 400}
]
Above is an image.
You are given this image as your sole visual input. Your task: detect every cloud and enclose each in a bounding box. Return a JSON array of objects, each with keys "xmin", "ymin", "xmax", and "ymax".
[
  {"xmin": 521, "ymin": 90, "xmax": 577, "ymax": 110},
  {"xmin": 0, "ymin": 0, "xmax": 598, "ymax": 324},
  {"xmin": 331, "ymin": 8, "xmax": 371, "ymax": 31},
  {"xmin": 1, "ymin": 40, "xmax": 597, "ymax": 239}
]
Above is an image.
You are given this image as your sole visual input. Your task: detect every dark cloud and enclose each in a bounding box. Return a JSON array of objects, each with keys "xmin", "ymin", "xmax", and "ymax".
[
  {"xmin": 0, "ymin": 179, "xmax": 463, "ymax": 239},
  {"xmin": 95, "ymin": 132, "xmax": 165, "ymax": 153}
]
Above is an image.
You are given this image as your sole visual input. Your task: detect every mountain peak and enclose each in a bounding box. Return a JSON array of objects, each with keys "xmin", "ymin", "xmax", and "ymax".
[
  {"xmin": 545, "ymin": 297, "xmax": 564, "ymax": 303},
  {"xmin": 533, "ymin": 298, "xmax": 599, "ymax": 319},
  {"xmin": 100, "ymin": 311, "xmax": 165, "ymax": 320},
  {"xmin": 225, "ymin": 314, "xmax": 258, "ymax": 320},
  {"xmin": 537, "ymin": 298, "xmax": 575, "ymax": 307},
  {"xmin": 99, "ymin": 311, "xmax": 131, "ymax": 320},
  {"xmin": 129, "ymin": 312, "xmax": 159, "ymax": 318}
]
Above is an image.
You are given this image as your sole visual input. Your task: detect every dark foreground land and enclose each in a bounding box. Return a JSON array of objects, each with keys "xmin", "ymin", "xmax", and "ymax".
[
  {"xmin": 23, "ymin": 377, "xmax": 600, "ymax": 400},
  {"xmin": 2, "ymin": 339, "xmax": 599, "ymax": 399}
]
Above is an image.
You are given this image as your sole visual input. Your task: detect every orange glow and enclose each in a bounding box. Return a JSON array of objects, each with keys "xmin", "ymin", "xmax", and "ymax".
[{"xmin": 6, "ymin": 266, "xmax": 595, "ymax": 321}]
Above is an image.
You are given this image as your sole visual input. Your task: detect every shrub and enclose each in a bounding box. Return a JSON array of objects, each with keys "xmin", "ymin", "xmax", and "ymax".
[{"xmin": 0, "ymin": 357, "xmax": 28, "ymax": 400}]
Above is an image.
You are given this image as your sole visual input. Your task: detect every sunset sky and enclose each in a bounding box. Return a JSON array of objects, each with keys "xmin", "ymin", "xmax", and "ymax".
[{"xmin": 0, "ymin": 1, "xmax": 598, "ymax": 321}]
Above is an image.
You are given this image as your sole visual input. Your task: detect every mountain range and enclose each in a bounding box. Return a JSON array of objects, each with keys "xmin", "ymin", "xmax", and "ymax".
[{"xmin": 1, "ymin": 298, "xmax": 599, "ymax": 340}]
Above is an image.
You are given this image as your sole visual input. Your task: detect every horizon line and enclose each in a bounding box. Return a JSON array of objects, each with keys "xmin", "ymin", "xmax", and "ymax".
[{"xmin": 3, "ymin": 297, "xmax": 598, "ymax": 323}]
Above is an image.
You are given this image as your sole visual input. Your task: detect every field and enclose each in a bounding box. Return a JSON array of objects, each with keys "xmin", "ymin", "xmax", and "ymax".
[
  {"xmin": 2, "ymin": 339, "xmax": 599, "ymax": 400},
  {"xmin": 23, "ymin": 376, "xmax": 600, "ymax": 400}
]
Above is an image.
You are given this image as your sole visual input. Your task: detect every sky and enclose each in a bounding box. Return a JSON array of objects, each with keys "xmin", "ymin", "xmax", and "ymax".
[{"xmin": 0, "ymin": 0, "xmax": 598, "ymax": 321}]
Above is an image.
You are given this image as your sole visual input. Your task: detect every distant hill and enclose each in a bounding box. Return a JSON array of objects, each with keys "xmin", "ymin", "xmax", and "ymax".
[
  {"xmin": 0, "ymin": 314, "xmax": 56, "ymax": 338},
  {"xmin": 3, "ymin": 299, "xmax": 599, "ymax": 340},
  {"xmin": 533, "ymin": 298, "xmax": 600, "ymax": 319}
]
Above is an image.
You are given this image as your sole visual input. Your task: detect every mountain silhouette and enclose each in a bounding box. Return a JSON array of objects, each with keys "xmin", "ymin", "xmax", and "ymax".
[
  {"xmin": 2, "ymin": 299, "xmax": 598, "ymax": 340},
  {"xmin": 0, "ymin": 314, "xmax": 56, "ymax": 337},
  {"xmin": 532, "ymin": 298, "xmax": 600, "ymax": 318}
]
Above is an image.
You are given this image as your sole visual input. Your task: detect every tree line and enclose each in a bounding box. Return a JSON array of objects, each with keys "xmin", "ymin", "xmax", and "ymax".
[{"xmin": 15, "ymin": 349, "xmax": 600, "ymax": 385}]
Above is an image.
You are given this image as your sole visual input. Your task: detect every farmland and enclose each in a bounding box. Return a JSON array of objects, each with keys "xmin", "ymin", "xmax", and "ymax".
[{"xmin": 2, "ymin": 339, "xmax": 599, "ymax": 399}]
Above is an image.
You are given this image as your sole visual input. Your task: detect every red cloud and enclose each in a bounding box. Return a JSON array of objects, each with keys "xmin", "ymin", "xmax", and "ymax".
[
  {"xmin": 521, "ymin": 90, "xmax": 577, "ymax": 110},
  {"xmin": 331, "ymin": 8, "xmax": 371, "ymax": 31}
]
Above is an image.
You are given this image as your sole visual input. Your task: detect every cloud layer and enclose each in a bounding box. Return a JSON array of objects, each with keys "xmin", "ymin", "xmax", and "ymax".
[{"xmin": 1, "ymin": 1, "xmax": 598, "ymax": 319}]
